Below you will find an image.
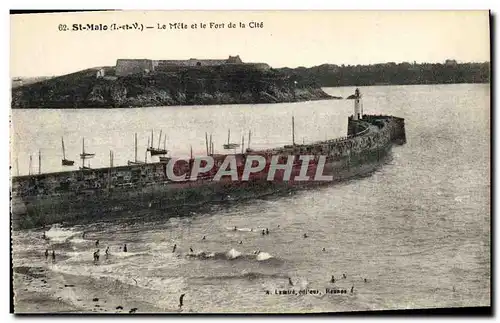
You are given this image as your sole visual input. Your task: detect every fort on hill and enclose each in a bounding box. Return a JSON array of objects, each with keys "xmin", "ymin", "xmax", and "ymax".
[
  {"xmin": 114, "ymin": 55, "xmax": 271, "ymax": 77},
  {"xmin": 11, "ymin": 55, "xmax": 332, "ymax": 109}
]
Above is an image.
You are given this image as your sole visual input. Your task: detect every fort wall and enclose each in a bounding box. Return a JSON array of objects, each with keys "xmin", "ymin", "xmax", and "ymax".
[
  {"xmin": 115, "ymin": 56, "xmax": 270, "ymax": 77},
  {"xmin": 115, "ymin": 59, "xmax": 156, "ymax": 76}
]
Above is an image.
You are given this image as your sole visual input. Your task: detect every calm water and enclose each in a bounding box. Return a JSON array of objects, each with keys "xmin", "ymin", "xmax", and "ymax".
[{"xmin": 11, "ymin": 84, "xmax": 490, "ymax": 312}]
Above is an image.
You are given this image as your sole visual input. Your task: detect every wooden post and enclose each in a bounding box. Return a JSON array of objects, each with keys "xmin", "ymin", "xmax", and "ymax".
[{"xmin": 38, "ymin": 150, "xmax": 41, "ymax": 174}]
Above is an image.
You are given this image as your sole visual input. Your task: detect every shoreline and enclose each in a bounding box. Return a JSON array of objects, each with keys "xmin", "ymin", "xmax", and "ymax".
[
  {"xmin": 11, "ymin": 95, "xmax": 341, "ymax": 110},
  {"xmin": 13, "ymin": 264, "xmax": 176, "ymax": 314}
]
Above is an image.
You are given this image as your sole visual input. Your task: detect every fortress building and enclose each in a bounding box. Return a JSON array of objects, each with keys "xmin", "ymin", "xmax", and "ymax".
[{"xmin": 115, "ymin": 55, "xmax": 270, "ymax": 76}]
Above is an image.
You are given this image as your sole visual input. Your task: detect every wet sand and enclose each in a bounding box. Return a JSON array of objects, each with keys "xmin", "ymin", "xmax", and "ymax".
[{"xmin": 13, "ymin": 265, "xmax": 171, "ymax": 313}]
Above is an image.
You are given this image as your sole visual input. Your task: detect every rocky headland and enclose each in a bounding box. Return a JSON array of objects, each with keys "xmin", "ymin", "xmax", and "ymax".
[{"xmin": 11, "ymin": 66, "xmax": 337, "ymax": 109}]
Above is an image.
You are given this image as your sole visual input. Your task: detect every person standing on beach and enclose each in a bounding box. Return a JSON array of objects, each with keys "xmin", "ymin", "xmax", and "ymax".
[
  {"xmin": 44, "ymin": 249, "xmax": 49, "ymax": 260},
  {"xmin": 172, "ymin": 244, "xmax": 177, "ymax": 253},
  {"xmin": 95, "ymin": 240, "xmax": 99, "ymax": 247},
  {"xmin": 105, "ymin": 247, "xmax": 110, "ymax": 259},
  {"xmin": 123, "ymin": 244, "xmax": 128, "ymax": 252},
  {"xmin": 51, "ymin": 250, "xmax": 56, "ymax": 262},
  {"xmin": 179, "ymin": 293, "xmax": 185, "ymax": 309}
]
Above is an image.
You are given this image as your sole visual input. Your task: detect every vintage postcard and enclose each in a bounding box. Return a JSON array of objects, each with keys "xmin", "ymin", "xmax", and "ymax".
[{"xmin": 10, "ymin": 10, "xmax": 491, "ymax": 314}]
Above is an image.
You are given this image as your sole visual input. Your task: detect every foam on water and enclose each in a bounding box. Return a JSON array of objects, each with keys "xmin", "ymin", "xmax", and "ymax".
[
  {"xmin": 226, "ymin": 248, "xmax": 242, "ymax": 259},
  {"xmin": 256, "ymin": 252, "xmax": 273, "ymax": 261},
  {"xmin": 45, "ymin": 225, "xmax": 81, "ymax": 243}
]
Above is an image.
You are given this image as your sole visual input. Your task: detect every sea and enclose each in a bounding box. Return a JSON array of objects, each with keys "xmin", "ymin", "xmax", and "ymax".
[{"xmin": 11, "ymin": 84, "xmax": 491, "ymax": 313}]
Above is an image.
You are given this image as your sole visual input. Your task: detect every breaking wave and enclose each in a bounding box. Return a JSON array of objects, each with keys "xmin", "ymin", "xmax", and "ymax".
[
  {"xmin": 44, "ymin": 225, "xmax": 81, "ymax": 243},
  {"xmin": 184, "ymin": 248, "xmax": 277, "ymax": 262}
]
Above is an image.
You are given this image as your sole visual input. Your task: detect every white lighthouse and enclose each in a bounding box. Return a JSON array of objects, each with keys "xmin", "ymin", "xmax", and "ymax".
[{"xmin": 353, "ymin": 88, "xmax": 363, "ymax": 120}]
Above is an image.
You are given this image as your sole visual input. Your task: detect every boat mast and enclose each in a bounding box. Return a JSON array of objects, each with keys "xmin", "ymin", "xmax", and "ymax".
[
  {"xmin": 292, "ymin": 116, "xmax": 295, "ymax": 146},
  {"xmin": 209, "ymin": 133, "xmax": 213, "ymax": 155},
  {"xmin": 29, "ymin": 154, "xmax": 32, "ymax": 175},
  {"xmin": 205, "ymin": 132, "xmax": 209, "ymax": 155},
  {"xmin": 108, "ymin": 151, "xmax": 112, "ymax": 191},
  {"xmin": 158, "ymin": 130, "xmax": 162, "ymax": 150},
  {"xmin": 81, "ymin": 138, "xmax": 85, "ymax": 168},
  {"xmin": 62, "ymin": 137, "xmax": 66, "ymax": 160},
  {"xmin": 163, "ymin": 136, "xmax": 167, "ymax": 151},
  {"xmin": 190, "ymin": 145, "xmax": 193, "ymax": 160},
  {"xmin": 227, "ymin": 129, "xmax": 230, "ymax": 145},
  {"xmin": 38, "ymin": 150, "xmax": 41, "ymax": 174},
  {"xmin": 134, "ymin": 133, "xmax": 138, "ymax": 162},
  {"xmin": 241, "ymin": 135, "xmax": 244, "ymax": 154},
  {"xmin": 248, "ymin": 130, "xmax": 251, "ymax": 150},
  {"xmin": 151, "ymin": 130, "xmax": 154, "ymax": 148}
]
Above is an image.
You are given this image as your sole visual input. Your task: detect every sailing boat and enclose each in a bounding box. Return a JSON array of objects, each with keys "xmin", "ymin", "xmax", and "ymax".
[
  {"xmin": 61, "ymin": 137, "xmax": 74, "ymax": 166},
  {"xmin": 223, "ymin": 129, "xmax": 240, "ymax": 150},
  {"xmin": 158, "ymin": 137, "xmax": 171, "ymax": 162},
  {"xmin": 148, "ymin": 129, "xmax": 168, "ymax": 156},
  {"xmin": 128, "ymin": 133, "xmax": 145, "ymax": 166},
  {"xmin": 79, "ymin": 137, "xmax": 95, "ymax": 170}
]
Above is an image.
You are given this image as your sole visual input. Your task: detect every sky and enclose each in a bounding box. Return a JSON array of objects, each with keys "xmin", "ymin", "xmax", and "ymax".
[{"xmin": 10, "ymin": 10, "xmax": 490, "ymax": 77}]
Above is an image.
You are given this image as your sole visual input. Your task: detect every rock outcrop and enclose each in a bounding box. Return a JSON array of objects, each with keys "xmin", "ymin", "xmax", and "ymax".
[{"xmin": 11, "ymin": 66, "xmax": 335, "ymax": 109}]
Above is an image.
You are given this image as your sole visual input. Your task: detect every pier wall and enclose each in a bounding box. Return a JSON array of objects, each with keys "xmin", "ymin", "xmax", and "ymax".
[{"xmin": 11, "ymin": 115, "xmax": 406, "ymax": 229}]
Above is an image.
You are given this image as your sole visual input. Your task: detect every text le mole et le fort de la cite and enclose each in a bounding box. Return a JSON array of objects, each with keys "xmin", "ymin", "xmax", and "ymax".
[{"xmin": 63, "ymin": 22, "xmax": 264, "ymax": 32}]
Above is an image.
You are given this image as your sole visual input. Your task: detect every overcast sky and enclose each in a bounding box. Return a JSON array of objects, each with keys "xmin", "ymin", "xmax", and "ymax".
[{"xmin": 10, "ymin": 10, "xmax": 490, "ymax": 77}]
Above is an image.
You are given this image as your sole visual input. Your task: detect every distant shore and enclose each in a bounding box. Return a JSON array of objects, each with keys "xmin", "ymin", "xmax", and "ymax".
[{"xmin": 276, "ymin": 61, "xmax": 490, "ymax": 87}]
